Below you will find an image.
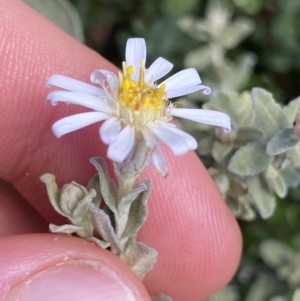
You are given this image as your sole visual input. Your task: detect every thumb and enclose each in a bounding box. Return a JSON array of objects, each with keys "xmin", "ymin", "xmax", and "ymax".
[{"xmin": 1, "ymin": 234, "xmax": 150, "ymax": 301}]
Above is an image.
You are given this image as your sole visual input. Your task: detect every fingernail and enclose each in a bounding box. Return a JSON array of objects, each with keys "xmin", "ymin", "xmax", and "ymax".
[{"xmin": 5, "ymin": 260, "xmax": 138, "ymax": 301}]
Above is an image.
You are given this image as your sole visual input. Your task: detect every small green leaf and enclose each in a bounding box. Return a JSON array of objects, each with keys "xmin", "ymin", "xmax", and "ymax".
[
  {"xmin": 235, "ymin": 128, "xmax": 263, "ymax": 145},
  {"xmin": 220, "ymin": 18, "xmax": 254, "ymax": 49},
  {"xmin": 237, "ymin": 194, "xmax": 256, "ymax": 221},
  {"xmin": 40, "ymin": 174, "xmax": 65, "ymax": 217},
  {"xmin": 266, "ymin": 128, "xmax": 299, "ymax": 155},
  {"xmin": 251, "ymin": 88, "xmax": 289, "ymax": 141},
  {"xmin": 228, "ymin": 141, "xmax": 272, "ymax": 176},
  {"xmin": 90, "ymin": 157, "xmax": 118, "ymax": 215},
  {"xmin": 283, "ymin": 96, "xmax": 300, "ymax": 124},
  {"xmin": 198, "ymin": 133, "xmax": 215, "ymax": 155},
  {"xmin": 89, "ymin": 203, "xmax": 120, "ymax": 254},
  {"xmin": 265, "ymin": 165, "xmax": 287, "ymax": 198},
  {"xmin": 280, "ymin": 162, "xmax": 300, "ymax": 188},
  {"xmin": 287, "ymin": 141, "xmax": 300, "ymax": 169},
  {"xmin": 247, "ymin": 175, "xmax": 276, "ymax": 219},
  {"xmin": 259, "ymin": 240, "xmax": 294, "ymax": 268},
  {"xmin": 212, "ymin": 141, "xmax": 233, "ymax": 162},
  {"xmin": 87, "ymin": 174, "xmax": 102, "ymax": 208},
  {"xmin": 119, "ymin": 242, "xmax": 158, "ymax": 280},
  {"xmin": 185, "ymin": 46, "xmax": 212, "ymax": 70},
  {"xmin": 49, "ymin": 223, "xmax": 85, "ymax": 235},
  {"xmin": 121, "ymin": 180, "xmax": 151, "ymax": 241}
]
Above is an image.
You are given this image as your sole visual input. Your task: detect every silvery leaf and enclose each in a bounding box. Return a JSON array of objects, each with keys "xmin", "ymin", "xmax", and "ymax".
[
  {"xmin": 212, "ymin": 141, "xmax": 233, "ymax": 162},
  {"xmin": 119, "ymin": 242, "xmax": 158, "ymax": 280},
  {"xmin": 266, "ymin": 128, "xmax": 299, "ymax": 155},
  {"xmin": 121, "ymin": 180, "xmax": 151, "ymax": 241},
  {"xmin": 237, "ymin": 194, "xmax": 256, "ymax": 221},
  {"xmin": 228, "ymin": 141, "xmax": 272, "ymax": 176},
  {"xmin": 220, "ymin": 18, "xmax": 254, "ymax": 48},
  {"xmin": 89, "ymin": 203, "xmax": 120, "ymax": 253},
  {"xmin": 49, "ymin": 223, "xmax": 86, "ymax": 235},
  {"xmin": 235, "ymin": 128, "xmax": 263, "ymax": 145},
  {"xmin": 286, "ymin": 143, "xmax": 300, "ymax": 169},
  {"xmin": 40, "ymin": 174, "xmax": 65, "ymax": 217},
  {"xmin": 244, "ymin": 274, "xmax": 274, "ymax": 301},
  {"xmin": 90, "ymin": 157, "xmax": 118, "ymax": 215},
  {"xmin": 247, "ymin": 175, "xmax": 276, "ymax": 219},
  {"xmin": 251, "ymin": 88, "xmax": 289, "ymax": 141},
  {"xmin": 72, "ymin": 188, "xmax": 96, "ymax": 221},
  {"xmin": 184, "ymin": 46, "xmax": 212, "ymax": 70},
  {"xmin": 280, "ymin": 162, "xmax": 300, "ymax": 188},
  {"xmin": 259, "ymin": 240, "xmax": 294, "ymax": 268},
  {"xmin": 198, "ymin": 133, "xmax": 215, "ymax": 155},
  {"xmin": 87, "ymin": 174, "xmax": 102, "ymax": 207},
  {"xmin": 265, "ymin": 165, "xmax": 287, "ymax": 198},
  {"xmin": 283, "ymin": 96, "xmax": 300, "ymax": 124},
  {"xmin": 114, "ymin": 181, "xmax": 148, "ymax": 239}
]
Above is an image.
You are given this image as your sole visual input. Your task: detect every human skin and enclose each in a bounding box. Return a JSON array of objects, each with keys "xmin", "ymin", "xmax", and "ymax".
[{"xmin": 0, "ymin": 1, "xmax": 242, "ymax": 300}]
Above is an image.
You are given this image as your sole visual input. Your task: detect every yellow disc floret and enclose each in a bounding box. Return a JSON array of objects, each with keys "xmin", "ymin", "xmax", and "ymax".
[{"xmin": 117, "ymin": 62, "xmax": 171, "ymax": 127}]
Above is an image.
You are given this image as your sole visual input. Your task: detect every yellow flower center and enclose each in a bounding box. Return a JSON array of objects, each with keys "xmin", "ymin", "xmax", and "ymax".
[{"xmin": 117, "ymin": 61, "xmax": 171, "ymax": 127}]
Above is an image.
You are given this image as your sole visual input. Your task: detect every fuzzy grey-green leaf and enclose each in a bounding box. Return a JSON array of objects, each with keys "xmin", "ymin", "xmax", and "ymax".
[
  {"xmin": 283, "ymin": 96, "xmax": 300, "ymax": 124},
  {"xmin": 280, "ymin": 162, "xmax": 300, "ymax": 188},
  {"xmin": 212, "ymin": 141, "xmax": 233, "ymax": 162},
  {"xmin": 90, "ymin": 157, "xmax": 118, "ymax": 215},
  {"xmin": 116, "ymin": 181, "xmax": 149, "ymax": 239},
  {"xmin": 49, "ymin": 223, "xmax": 86, "ymax": 235},
  {"xmin": 40, "ymin": 174, "xmax": 65, "ymax": 217},
  {"xmin": 247, "ymin": 175, "xmax": 276, "ymax": 219},
  {"xmin": 265, "ymin": 165, "xmax": 287, "ymax": 198},
  {"xmin": 251, "ymin": 88, "xmax": 289, "ymax": 140},
  {"xmin": 266, "ymin": 128, "xmax": 299, "ymax": 155},
  {"xmin": 87, "ymin": 174, "xmax": 102, "ymax": 208},
  {"xmin": 119, "ymin": 242, "xmax": 158, "ymax": 280},
  {"xmin": 228, "ymin": 141, "xmax": 272, "ymax": 176},
  {"xmin": 121, "ymin": 180, "xmax": 151, "ymax": 241},
  {"xmin": 89, "ymin": 203, "xmax": 120, "ymax": 253}
]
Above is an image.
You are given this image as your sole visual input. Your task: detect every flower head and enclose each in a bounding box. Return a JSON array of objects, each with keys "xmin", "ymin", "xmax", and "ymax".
[{"xmin": 46, "ymin": 38, "xmax": 230, "ymax": 176}]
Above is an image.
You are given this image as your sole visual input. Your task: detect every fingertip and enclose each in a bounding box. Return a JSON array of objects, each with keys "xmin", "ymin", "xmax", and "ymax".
[{"xmin": 1, "ymin": 234, "xmax": 150, "ymax": 301}]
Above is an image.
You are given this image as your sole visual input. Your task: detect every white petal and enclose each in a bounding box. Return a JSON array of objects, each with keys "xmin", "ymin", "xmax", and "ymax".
[
  {"xmin": 166, "ymin": 84, "xmax": 211, "ymax": 98},
  {"xmin": 147, "ymin": 122, "xmax": 196, "ymax": 155},
  {"xmin": 142, "ymin": 127, "xmax": 158, "ymax": 148},
  {"xmin": 90, "ymin": 69, "xmax": 119, "ymax": 91},
  {"xmin": 145, "ymin": 57, "xmax": 173, "ymax": 83},
  {"xmin": 46, "ymin": 91, "xmax": 112, "ymax": 112},
  {"xmin": 171, "ymin": 108, "xmax": 231, "ymax": 133},
  {"xmin": 99, "ymin": 117, "xmax": 122, "ymax": 144},
  {"xmin": 125, "ymin": 38, "xmax": 146, "ymax": 80},
  {"xmin": 47, "ymin": 75, "xmax": 104, "ymax": 96},
  {"xmin": 152, "ymin": 143, "xmax": 168, "ymax": 177},
  {"xmin": 52, "ymin": 112, "xmax": 108, "ymax": 138},
  {"xmin": 161, "ymin": 68, "xmax": 201, "ymax": 92},
  {"xmin": 161, "ymin": 123, "xmax": 197, "ymax": 150},
  {"xmin": 107, "ymin": 125, "xmax": 135, "ymax": 162}
]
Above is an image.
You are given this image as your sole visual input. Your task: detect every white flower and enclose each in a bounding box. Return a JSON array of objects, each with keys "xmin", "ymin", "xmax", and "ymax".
[{"xmin": 46, "ymin": 38, "xmax": 230, "ymax": 176}]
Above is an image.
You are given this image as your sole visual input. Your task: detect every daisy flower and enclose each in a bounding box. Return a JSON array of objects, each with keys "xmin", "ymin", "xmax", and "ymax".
[{"xmin": 46, "ymin": 38, "xmax": 230, "ymax": 176}]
